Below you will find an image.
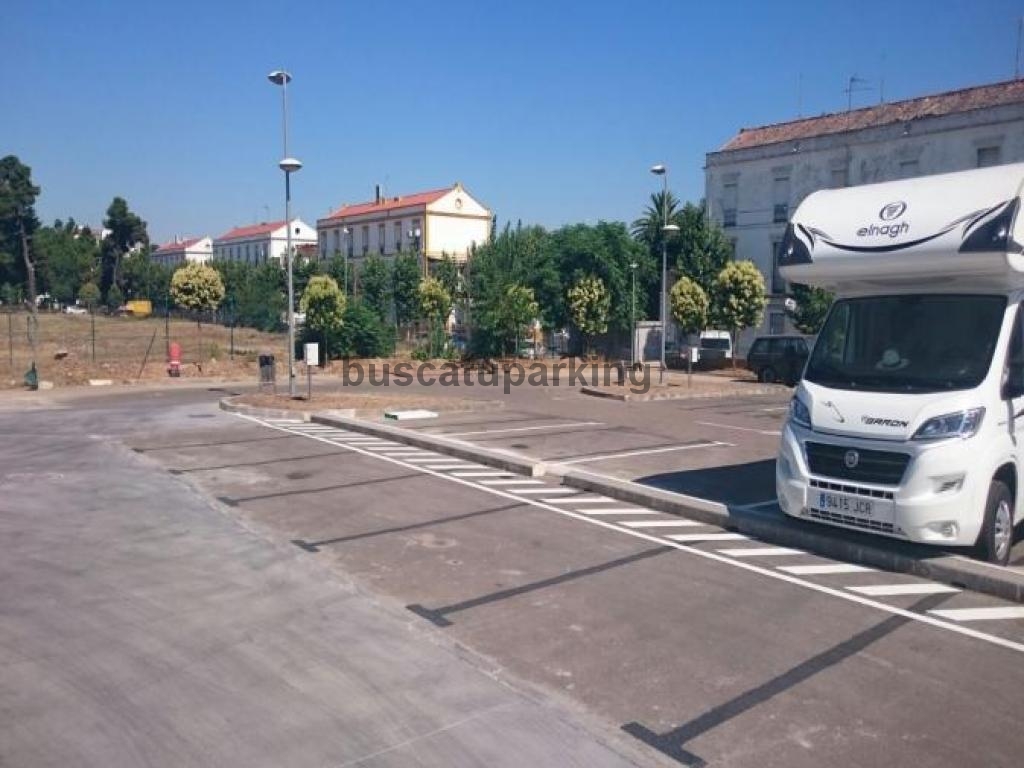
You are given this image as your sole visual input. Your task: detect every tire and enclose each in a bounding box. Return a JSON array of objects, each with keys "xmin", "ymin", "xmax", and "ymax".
[
  {"xmin": 975, "ymin": 479, "xmax": 1014, "ymax": 565},
  {"xmin": 759, "ymin": 366, "xmax": 777, "ymax": 384}
]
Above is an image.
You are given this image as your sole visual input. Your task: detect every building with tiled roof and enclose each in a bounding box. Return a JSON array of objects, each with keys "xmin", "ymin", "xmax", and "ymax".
[
  {"xmin": 704, "ymin": 78, "xmax": 1024, "ymax": 353},
  {"xmin": 212, "ymin": 219, "xmax": 317, "ymax": 264},
  {"xmin": 153, "ymin": 236, "xmax": 212, "ymax": 267},
  {"xmin": 316, "ymin": 182, "xmax": 491, "ymax": 273}
]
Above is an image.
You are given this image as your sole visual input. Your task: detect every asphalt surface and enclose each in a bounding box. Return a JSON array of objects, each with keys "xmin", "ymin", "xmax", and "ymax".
[{"xmin": 4, "ymin": 382, "xmax": 1024, "ymax": 767}]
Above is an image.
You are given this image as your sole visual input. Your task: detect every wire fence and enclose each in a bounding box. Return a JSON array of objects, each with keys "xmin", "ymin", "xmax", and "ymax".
[{"xmin": 2, "ymin": 310, "xmax": 288, "ymax": 385}]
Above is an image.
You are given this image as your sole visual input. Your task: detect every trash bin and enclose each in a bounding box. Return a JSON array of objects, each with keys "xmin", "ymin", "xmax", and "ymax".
[
  {"xmin": 258, "ymin": 354, "xmax": 276, "ymax": 392},
  {"xmin": 24, "ymin": 363, "xmax": 38, "ymax": 391}
]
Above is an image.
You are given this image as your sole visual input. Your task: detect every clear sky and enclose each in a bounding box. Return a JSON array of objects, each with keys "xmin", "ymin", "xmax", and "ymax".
[{"xmin": 4, "ymin": 0, "xmax": 1023, "ymax": 243}]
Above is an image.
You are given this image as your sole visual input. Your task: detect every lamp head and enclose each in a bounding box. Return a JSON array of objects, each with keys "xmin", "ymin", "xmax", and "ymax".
[
  {"xmin": 650, "ymin": 164, "xmax": 666, "ymax": 175},
  {"xmin": 267, "ymin": 70, "xmax": 292, "ymax": 86},
  {"xmin": 662, "ymin": 224, "xmax": 680, "ymax": 233},
  {"xmin": 279, "ymin": 157, "xmax": 302, "ymax": 173}
]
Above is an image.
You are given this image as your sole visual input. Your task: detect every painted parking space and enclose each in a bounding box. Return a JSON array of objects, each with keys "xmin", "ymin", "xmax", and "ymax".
[{"xmin": 246, "ymin": 415, "xmax": 1024, "ymax": 654}]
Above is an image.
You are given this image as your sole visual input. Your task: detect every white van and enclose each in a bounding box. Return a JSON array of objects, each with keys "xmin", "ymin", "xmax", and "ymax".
[
  {"xmin": 776, "ymin": 163, "xmax": 1024, "ymax": 564},
  {"xmin": 698, "ymin": 330, "xmax": 733, "ymax": 362}
]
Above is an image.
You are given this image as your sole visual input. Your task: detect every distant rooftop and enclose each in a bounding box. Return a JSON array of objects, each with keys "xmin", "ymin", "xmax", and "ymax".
[
  {"xmin": 216, "ymin": 220, "xmax": 288, "ymax": 241},
  {"xmin": 155, "ymin": 236, "xmax": 203, "ymax": 253},
  {"xmin": 322, "ymin": 186, "xmax": 452, "ymax": 221},
  {"xmin": 719, "ymin": 78, "xmax": 1024, "ymax": 153}
]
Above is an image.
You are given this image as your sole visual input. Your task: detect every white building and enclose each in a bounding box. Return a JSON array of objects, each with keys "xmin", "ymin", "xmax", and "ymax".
[
  {"xmin": 212, "ymin": 219, "xmax": 317, "ymax": 264},
  {"xmin": 705, "ymin": 78, "xmax": 1024, "ymax": 353},
  {"xmin": 316, "ymin": 182, "xmax": 491, "ymax": 271},
  {"xmin": 152, "ymin": 236, "xmax": 213, "ymax": 267}
]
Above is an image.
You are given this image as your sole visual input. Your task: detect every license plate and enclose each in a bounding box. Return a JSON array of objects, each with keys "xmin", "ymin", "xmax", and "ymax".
[{"xmin": 814, "ymin": 491, "xmax": 876, "ymax": 517}]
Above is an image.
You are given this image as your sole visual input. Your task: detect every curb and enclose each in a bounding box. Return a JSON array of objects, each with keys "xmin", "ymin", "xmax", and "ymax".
[
  {"xmin": 312, "ymin": 413, "xmax": 544, "ymax": 477},
  {"xmin": 558, "ymin": 469, "xmax": 1024, "ymax": 605},
  {"xmin": 580, "ymin": 384, "xmax": 786, "ymax": 402},
  {"xmin": 218, "ymin": 395, "xmax": 312, "ymax": 422},
  {"xmin": 298, "ymin": 413, "xmax": 1024, "ymax": 606}
]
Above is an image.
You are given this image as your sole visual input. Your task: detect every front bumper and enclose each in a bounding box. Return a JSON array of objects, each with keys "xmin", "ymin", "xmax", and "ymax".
[{"xmin": 776, "ymin": 422, "xmax": 985, "ymax": 547}]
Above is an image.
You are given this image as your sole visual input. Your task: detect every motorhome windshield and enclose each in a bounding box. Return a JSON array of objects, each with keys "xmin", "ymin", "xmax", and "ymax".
[{"xmin": 804, "ymin": 294, "xmax": 1006, "ymax": 393}]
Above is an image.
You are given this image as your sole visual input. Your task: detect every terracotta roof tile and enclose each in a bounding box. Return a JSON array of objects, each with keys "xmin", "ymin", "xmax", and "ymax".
[
  {"xmin": 719, "ymin": 79, "xmax": 1024, "ymax": 152},
  {"xmin": 155, "ymin": 237, "xmax": 203, "ymax": 253},
  {"xmin": 322, "ymin": 187, "xmax": 451, "ymax": 221},
  {"xmin": 216, "ymin": 221, "xmax": 287, "ymax": 241}
]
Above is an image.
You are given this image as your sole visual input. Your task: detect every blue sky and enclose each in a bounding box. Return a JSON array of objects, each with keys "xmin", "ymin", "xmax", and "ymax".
[{"xmin": 4, "ymin": 0, "xmax": 1022, "ymax": 243}]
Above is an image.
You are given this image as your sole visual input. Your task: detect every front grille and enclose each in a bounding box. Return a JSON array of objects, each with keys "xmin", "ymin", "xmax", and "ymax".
[
  {"xmin": 809, "ymin": 478, "xmax": 894, "ymax": 500},
  {"xmin": 807, "ymin": 507, "xmax": 897, "ymax": 535},
  {"xmin": 805, "ymin": 442, "xmax": 910, "ymax": 485}
]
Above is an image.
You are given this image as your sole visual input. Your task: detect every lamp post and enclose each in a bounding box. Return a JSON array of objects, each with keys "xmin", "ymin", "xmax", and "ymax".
[
  {"xmin": 409, "ymin": 227, "xmax": 423, "ymax": 274},
  {"xmin": 629, "ymin": 261, "xmax": 638, "ymax": 366},
  {"xmin": 342, "ymin": 226, "xmax": 350, "ymax": 296},
  {"xmin": 650, "ymin": 164, "xmax": 678, "ymax": 378},
  {"xmin": 268, "ymin": 68, "xmax": 302, "ymax": 397}
]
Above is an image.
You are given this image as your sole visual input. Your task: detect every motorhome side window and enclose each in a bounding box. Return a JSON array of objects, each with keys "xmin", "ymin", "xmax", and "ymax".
[
  {"xmin": 1006, "ymin": 305, "xmax": 1024, "ymax": 395},
  {"xmin": 804, "ymin": 295, "xmax": 1006, "ymax": 393}
]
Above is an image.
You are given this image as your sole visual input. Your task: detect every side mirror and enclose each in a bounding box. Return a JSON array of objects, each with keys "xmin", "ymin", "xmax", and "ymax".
[{"xmin": 1003, "ymin": 362, "xmax": 1024, "ymax": 400}]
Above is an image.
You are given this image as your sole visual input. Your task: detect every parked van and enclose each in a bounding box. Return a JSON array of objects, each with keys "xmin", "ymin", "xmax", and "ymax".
[
  {"xmin": 776, "ymin": 163, "xmax": 1024, "ymax": 563},
  {"xmin": 698, "ymin": 330, "xmax": 733, "ymax": 363}
]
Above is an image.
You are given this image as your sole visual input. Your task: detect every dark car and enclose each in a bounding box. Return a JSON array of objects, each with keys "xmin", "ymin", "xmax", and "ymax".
[{"xmin": 746, "ymin": 335, "xmax": 811, "ymax": 385}]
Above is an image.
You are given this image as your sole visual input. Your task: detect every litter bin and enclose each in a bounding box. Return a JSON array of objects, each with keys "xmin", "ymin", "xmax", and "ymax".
[{"xmin": 258, "ymin": 354, "xmax": 276, "ymax": 392}]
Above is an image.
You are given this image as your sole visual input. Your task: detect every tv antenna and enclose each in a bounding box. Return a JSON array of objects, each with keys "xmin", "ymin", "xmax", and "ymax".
[{"xmin": 844, "ymin": 75, "xmax": 872, "ymax": 112}]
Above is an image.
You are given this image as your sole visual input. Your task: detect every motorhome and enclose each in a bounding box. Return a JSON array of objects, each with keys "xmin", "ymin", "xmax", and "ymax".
[{"xmin": 776, "ymin": 163, "xmax": 1024, "ymax": 564}]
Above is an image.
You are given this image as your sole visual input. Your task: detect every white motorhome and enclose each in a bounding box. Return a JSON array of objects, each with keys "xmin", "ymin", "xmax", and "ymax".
[{"xmin": 776, "ymin": 163, "xmax": 1024, "ymax": 564}]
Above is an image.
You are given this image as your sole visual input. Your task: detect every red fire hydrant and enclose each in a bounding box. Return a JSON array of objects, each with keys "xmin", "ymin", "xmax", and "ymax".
[{"xmin": 168, "ymin": 342, "xmax": 182, "ymax": 377}]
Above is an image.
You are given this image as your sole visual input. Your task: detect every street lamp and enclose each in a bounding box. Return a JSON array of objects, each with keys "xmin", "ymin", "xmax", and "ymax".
[
  {"xmin": 650, "ymin": 164, "xmax": 676, "ymax": 377},
  {"xmin": 629, "ymin": 261, "xmax": 638, "ymax": 366},
  {"xmin": 409, "ymin": 227, "xmax": 423, "ymax": 274},
  {"xmin": 268, "ymin": 68, "xmax": 301, "ymax": 397}
]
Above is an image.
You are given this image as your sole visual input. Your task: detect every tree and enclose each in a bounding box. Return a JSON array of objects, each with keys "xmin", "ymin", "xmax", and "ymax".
[
  {"xmin": 630, "ymin": 190, "xmax": 681, "ymax": 253},
  {"xmin": 567, "ymin": 275, "xmax": 611, "ymax": 356},
  {"xmin": 673, "ymin": 202, "xmax": 733, "ymax": 296},
  {"xmin": 711, "ymin": 260, "xmax": 767, "ymax": 366},
  {"xmin": 106, "ymin": 283, "xmax": 124, "ymax": 311},
  {"xmin": 786, "ymin": 283, "xmax": 833, "ymax": 334},
  {"xmin": 332, "ymin": 300, "xmax": 395, "ymax": 359},
  {"xmin": 35, "ymin": 221, "xmax": 99, "ymax": 304},
  {"xmin": 0, "ymin": 156, "xmax": 41, "ymax": 369},
  {"xmin": 78, "ymin": 281, "xmax": 100, "ymax": 309},
  {"xmin": 101, "ymin": 197, "xmax": 148, "ymax": 297},
  {"xmin": 494, "ymin": 284, "xmax": 539, "ymax": 356},
  {"xmin": 360, "ymin": 255, "xmax": 392, "ymax": 320},
  {"xmin": 435, "ymin": 253, "xmax": 460, "ymax": 302},
  {"xmin": 300, "ymin": 275, "xmax": 346, "ymax": 362},
  {"xmin": 417, "ymin": 276, "xmax": 452, "ymax": 357},
  {"xmin": 392, "ymin": 253, "xmax": 421, "ymax": 332},
  {"xmin": 170, "ymin": 263, "xmax": 225, "ymax": 362},
  {"xmin": 325, "ymin": 252, "xmax": 349, "ymax": 295},
  {"xmin": 669, "ymin": 276, "xmax": 709, "ymax": 337}
]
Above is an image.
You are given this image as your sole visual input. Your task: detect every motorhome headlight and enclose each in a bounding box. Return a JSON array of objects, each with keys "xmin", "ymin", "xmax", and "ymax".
[
  {"xmin": 789, "ymin": 396, "xmax": 812, "ymax": 429},
  {"xmin": 912, "ymin": 408, "xmax": 985, "ymax": 441}
]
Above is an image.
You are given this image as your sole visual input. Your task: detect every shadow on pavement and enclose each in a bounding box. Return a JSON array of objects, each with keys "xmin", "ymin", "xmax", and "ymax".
[{"xmin": 639, "ymin": 460, "xmax": 777, "ymax": 507}]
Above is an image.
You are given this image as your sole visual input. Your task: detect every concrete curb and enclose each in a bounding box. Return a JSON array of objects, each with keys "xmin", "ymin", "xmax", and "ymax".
[
  {"xmin": 298, "ymin": 413, "xmax": 1024, "ymax": 606},
  {"xmin": 218, "ymin": 395, "xmax": 312, "ymax": 422},
  {"xmin": 311, "ymin": 413, "xmax": 545, "ymax": 477},
  {"xmin": 558, "ymin": 468, "xmax": 1024, "ymax": 605},
  {"xmin": 580, "ymin": 384, "xmax": 783, "ymax": 402}
]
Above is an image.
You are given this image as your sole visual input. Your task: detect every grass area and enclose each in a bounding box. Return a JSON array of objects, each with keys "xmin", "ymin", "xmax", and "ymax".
[{"xmin": 1, "ymin": 311, "xmax": 287, "ymax": 387}]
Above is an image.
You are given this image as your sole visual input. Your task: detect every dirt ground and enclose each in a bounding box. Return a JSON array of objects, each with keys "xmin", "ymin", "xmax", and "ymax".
[{"xmin": 2, "ymin": 312, "xmax": 287, "ymax": 389}]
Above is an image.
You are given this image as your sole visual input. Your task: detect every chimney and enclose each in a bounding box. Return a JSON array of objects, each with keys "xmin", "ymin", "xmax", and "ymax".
[{"xmin": 375, "ymin": 184, "xmax": 382, "ymax": 205}]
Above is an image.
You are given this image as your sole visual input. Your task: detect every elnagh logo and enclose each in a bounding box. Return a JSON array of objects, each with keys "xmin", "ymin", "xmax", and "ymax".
[
  {"xmin": 858, "ymin": 201, "xmax": 910, "ymax": 239},
  {"xmin": 879, "ymin": 201, "xmax": 907, "ymax": 221}
]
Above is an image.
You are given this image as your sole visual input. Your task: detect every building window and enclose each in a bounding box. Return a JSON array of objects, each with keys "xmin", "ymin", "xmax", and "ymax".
[
  {"xmin": 830, "ymin": 167, "xmax": 847, "ymax": 188},
  {"xmin": 722, "ymin": 182, "xmax": 738, "ymax": 228},
  {"xmin": 361, "ymin": 225, "xmax": 369, "ymax": 256},
  {"xmin": 769, "ymin": 312, "xmax": 785, "ymax": 336},
  {"xmin": 378, "ymin": 223, "xmax": 385, "ymax": 255},
  {"xmin": 772, "ymin": 176, "xmax": 790, "ymax": 223},
  {"xmin": 333, "ymin": 229, "xmax": 341, "ymax": 255},
  {"xmin": 898, "ymin": 159, "xmax": 919, "ymax": 179},
  {"xmin": 394, "ymin": 222, "xmax": 402, "ymax": 253},
  {"xmin": 771, "ymin": 239, "xmax": 785, "ymax": 294},
  {"xmin": 977, "ymin": 146, "xmax": 1002, "ymax": 168}
]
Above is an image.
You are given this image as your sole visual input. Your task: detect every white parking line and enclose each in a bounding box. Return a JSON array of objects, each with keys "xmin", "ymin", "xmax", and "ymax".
[
  {"xmin": 375, "ymin": 451, "xmax": 433, "ymax": 457},
  {"xmin": 929, "ymin": 607, "xmax": 1024, "ymax": 622},
  {"xmin": 241, "ymin": 414, "xmax": 1024, "ymax": 656},
  {"xmin": 718, "ymin": 547, "xmax": 805, "ymax": 558},
  {"xmin": 437, "ymin": 421, "xmax": 604, "ymax": 438},
  {"xmin": 479, "ymin": 479, "xmax": 544, "ymax": 486},
  {"xmin": 580, "ymin": 509, "xmax": 659, "ymax": 516},
  {"xmin": 451, "ymin": 471, "xmax": 515, "ymax": 478},
  {"xmin": 778, "ymin": 564, "xmax": 874, "ymax": 575},
  {"xmin": 666, "ymin": 532, "xmax": 748, "ymax": 542},
  {"xmin": 512, "ymin": 488, "xmax": 577, "ymax": 495},
  {"xmin": 543, "ymin": 497, "xmax": 622, "ymax": 505},
  {"xmin": 558, "ymin": 442, "xmax": 731, "ymax": 465},
  {"xmin": 418, "ymin": 464, "xmax": 480, "ymax": 471},
  {"xmin": 399, "ymin": 456, "xmax": 449, "ymax": 463},
  {"xmin": 696, "ymin": 421, "xmax": 782, "ymax": 437},
  {"xmin": 618, "ymin": 520, "xmax": 704, "ymax": 529},
  {"xmin": 848, "ymin": 583, "xmax": 960, "ymax": 596}
]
